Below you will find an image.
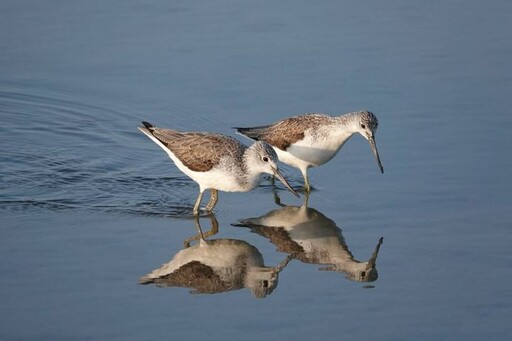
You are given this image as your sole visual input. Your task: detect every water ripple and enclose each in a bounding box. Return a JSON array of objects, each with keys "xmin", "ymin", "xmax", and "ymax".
[
  {"xmin": 0, "ymin": 87, "xmax": 202, "ymax": 217},
  {"xmin": 0, "ymin": 86, "xmax": 304, "ymax": 217}
]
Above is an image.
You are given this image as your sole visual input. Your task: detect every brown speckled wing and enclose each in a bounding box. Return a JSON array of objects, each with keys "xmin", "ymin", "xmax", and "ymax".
[
  {"xmin": 263, "ymin": 117, "xmax": 311, "ymax": 150},
  {"xmin": 151, "ymin": 129, "xmax": 245, "ymax": 172}
]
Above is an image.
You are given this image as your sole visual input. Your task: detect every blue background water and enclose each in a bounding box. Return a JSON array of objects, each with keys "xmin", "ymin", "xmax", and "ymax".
[{"xmin": 1, "ymin": 0, "xmax": 511, "ymax": 339}]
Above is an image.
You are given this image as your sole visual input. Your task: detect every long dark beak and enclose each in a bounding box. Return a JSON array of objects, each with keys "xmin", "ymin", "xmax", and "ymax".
[
  {"xmin": 272, "ymin": 167, "xmax": 300, "ymax": 198},
  {"xmin": 368, "ymin": 135, "xmax": 384, "ymax": 173}
]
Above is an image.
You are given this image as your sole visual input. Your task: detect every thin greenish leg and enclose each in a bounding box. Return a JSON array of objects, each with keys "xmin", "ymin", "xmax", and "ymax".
[
  {"xmin": 302, "ymin": 169, "xmax": 311, "ymax": 192},
  {"xmin": 192, "ymin": 190, "xmax": 204, "ymax": 216},
  {"xmin": 205, "ymin": 189, "xmax": 218, "ymax": 212}
]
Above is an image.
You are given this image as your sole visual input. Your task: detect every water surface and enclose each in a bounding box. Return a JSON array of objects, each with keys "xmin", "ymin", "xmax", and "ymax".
[{"xmin": 1, "ymin": 0, "xmax": 511, "ymax": 340}]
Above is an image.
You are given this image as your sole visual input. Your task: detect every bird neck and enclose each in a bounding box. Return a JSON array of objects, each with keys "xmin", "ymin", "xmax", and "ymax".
[
  {"xmin": 335, "ymin": 112, "xmax": 360, "ymax": 131},
  {"xmin": 331, "ymin": 113, "xmax": 360, "ymax": 145},
  {"xmin": 240, "ymin": 149, "xmax": 264, "ymax": 191}
]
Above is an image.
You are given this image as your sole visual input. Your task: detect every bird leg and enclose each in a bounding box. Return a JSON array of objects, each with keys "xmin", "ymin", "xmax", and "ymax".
[
  {"xmin": 302, "ymin": 171, "xmax": 311, "ymax": 192},
  {"xmin": 192, "ymin": 190, "xmax": 205, "ymax": 216},
  {"xmin": 205, "ymin": 189, "xmax": 218, "ymax": 212}
]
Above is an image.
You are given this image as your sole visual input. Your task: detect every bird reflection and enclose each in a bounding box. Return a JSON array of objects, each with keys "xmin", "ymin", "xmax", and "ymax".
[
  {"xmin": 235, "ymin": 195, "xmax": 383, "ymax": 282},
  {"xmin": 139, "ymin": 215, "xmax": 292, "ymax": 298}
]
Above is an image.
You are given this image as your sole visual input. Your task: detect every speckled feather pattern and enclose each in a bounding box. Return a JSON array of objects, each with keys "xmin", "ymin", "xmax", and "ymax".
[
  {"xmin": 237, "ymin": 112, "xmax": 375, "ymax": 151},
  {"xmin": 234, "ymin": 110, "xmax": 383, "ymax": 189},
  {"xmin": 148, "ymin": 128, "xmax": 246, "ymax": 172},
  {"xmin": 358, "ymin": 111, "xmax": 379, "ymax": 131}
]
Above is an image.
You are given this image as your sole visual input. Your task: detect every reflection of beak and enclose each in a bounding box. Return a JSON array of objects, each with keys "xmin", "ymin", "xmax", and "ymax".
[
  {"xmin": 368, "ymin": 135, "xmax": 384, "ymax": 173},
  {"xmin": 272, "ymin": 167, "xmax": 300, "ymax": 198},
  {"xmin": 367, "ymin": 237, "xmax": 384, "ymax": 269}
]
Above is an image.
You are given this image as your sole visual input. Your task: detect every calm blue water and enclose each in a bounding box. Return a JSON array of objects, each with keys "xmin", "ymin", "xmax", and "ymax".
[{"xmin": 1, "ymin": 0, "xmax": 511, "ymax": 340}]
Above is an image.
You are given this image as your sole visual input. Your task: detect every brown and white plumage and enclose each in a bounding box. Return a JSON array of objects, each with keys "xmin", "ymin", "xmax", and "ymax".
[
  {"xmin": 138, "ymin": 121, "xmax": 298, "ymax": 215},
  {"xmin": 235, "ymin": 111, "xmax": 384, "ymax": 191},
  {"xmin": 141, "ymin": 127, "xmax": 244, "ymax": 172}
]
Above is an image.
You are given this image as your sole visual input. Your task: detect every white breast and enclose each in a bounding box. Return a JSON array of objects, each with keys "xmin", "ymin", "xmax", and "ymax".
[
  {"xmin": 165, "ymin": 151, "xmax": 252, "ymax": 192},
  {"xmin": 276, "ymin": 128, "xmax": 355, "ymax": 168}
]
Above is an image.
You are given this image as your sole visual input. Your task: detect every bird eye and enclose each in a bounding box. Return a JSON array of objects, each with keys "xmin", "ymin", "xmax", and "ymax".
[
  {"xmin": 361, "ymin": 124, "xmax": 366, "ymax": 129},
  {"xmin": 262, "ymin": 156, "xmax": 269, "ymax": 162}
]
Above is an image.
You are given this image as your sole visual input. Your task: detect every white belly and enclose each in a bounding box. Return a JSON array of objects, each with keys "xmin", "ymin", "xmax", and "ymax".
[
  {"xmin": 275, "ymin": 131, "xmax": 352, "ymax": 169},
  {"xmin": 166, "ymin": 151, "xmax": 262, "ymax": 192}
]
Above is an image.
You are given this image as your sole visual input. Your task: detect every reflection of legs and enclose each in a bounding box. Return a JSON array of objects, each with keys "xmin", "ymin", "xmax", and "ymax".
[
  {"xmin": 273, "ymin": 188, "xmax": 284, "ymax": 207},
  {"xmin": 184, "ymin": 214, "xmax": 220, "ymax": 247},
  {"xmin": 192, "ymin": 190, "xmax": 204, "ymax": 215},
  {"xmin": 274, "ymin": 254, "xmax": 296, "ymax": 273},
  {"xmin": 274, "ymin": 187, "xmax": 309, "ymax": 207},
  {"xmin": 205, "ymin": 189, "xmax": 218, "ymax": 212},
  {"xmin": 195, "ymin": 215, "xmax": 206, "ymax": 241},
  {"xmin": 303, "ymin": 190, "xmax": 310, "ymax": 207},
  {"xmin": 204, "ymin": 214, "xmax": 219, "ymax": 239}
]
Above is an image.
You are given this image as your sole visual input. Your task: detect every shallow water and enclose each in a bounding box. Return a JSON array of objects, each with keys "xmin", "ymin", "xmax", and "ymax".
[{"xmin": 1, "ymin": 0, "xmax": 512, "ymax": 340}]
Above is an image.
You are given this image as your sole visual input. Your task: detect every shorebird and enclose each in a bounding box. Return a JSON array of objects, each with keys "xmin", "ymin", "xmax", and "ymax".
[
  {"xmin": 138, "ymin": 121, "xmax": 299, "ymax": 215},
  {"xmin": 235, "ymin": 110, "xmax": 384, "ymax": 191}
]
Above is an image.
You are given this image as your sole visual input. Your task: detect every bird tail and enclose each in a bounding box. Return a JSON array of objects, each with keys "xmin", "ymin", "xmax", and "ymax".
[
  {"xmin": 138, "ymin": 121, "xmax": 155, "ymax": 136},
  {"xmin": 138, "ymin": 121, "xmax": 170, "ymax": 153},
  {"xmin": 233, "ymin": 125, "xmax": 271, "ymax": 141},
  {"xmin": 142, "ymin": 121, "xmax": 154, "ymax": 130}
]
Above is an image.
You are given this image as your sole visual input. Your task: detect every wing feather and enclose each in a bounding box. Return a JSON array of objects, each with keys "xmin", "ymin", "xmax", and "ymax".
[
  {"xmin": 237, "ymin": 116, "xmax": 312, "ymax": 151},
  {"xmin": 149, "ymin": 128, "xmax": 245, "ymax": 172}
]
